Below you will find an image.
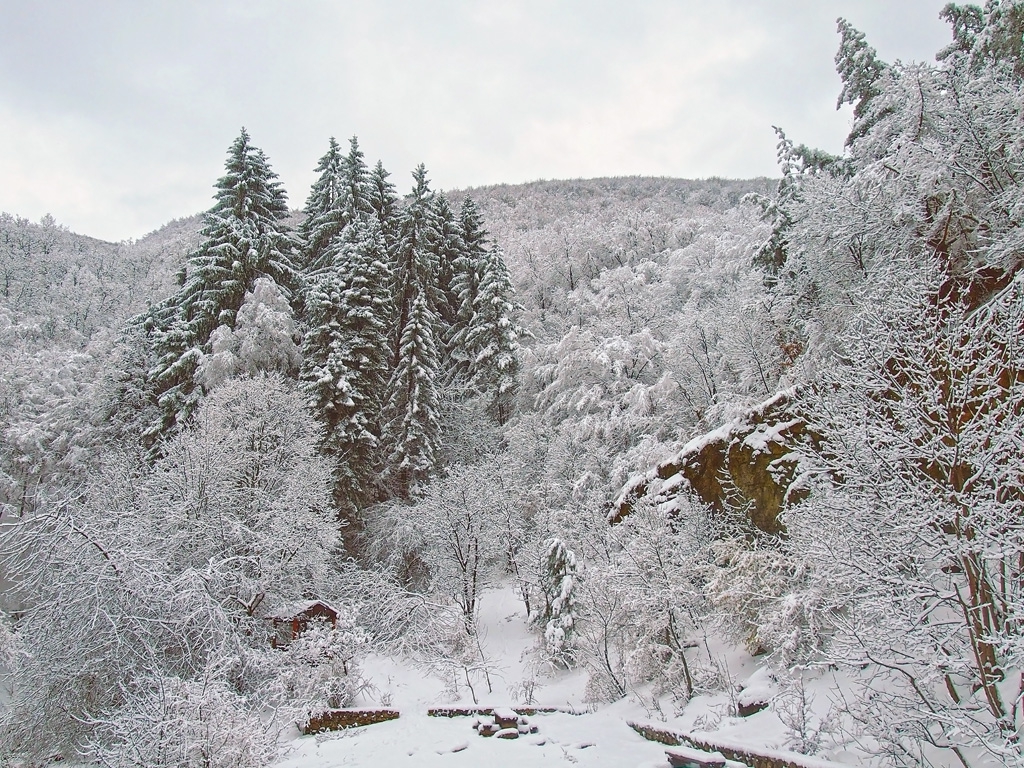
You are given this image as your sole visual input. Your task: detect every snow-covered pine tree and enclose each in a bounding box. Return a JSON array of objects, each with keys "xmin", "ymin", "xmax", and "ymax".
[
  {"xmin": 748, "ymin": 19, "xmax": 879, "ymax": 279},
  {"xmin": 443, "ymin": 197, "xmax": 490, "ymax": 381},
  {"xmin": 537, "ymin": 537, "xmax": 576, "ymax": 665},
  {"xmin": 300, "ymin": 218, "xmax": 393, "ymax": 517},
  {"xmin": 342, "ymin": 136, "xmax": 373, "ymax": 224},
  {"xmin": 430, "ymin": 193, "xmax": 464, "ymax": 330},
  {"xmin": 378, "ymin": 165, "xmax": 447, "ymax": 495},
  {"xmin": 381, "ymin": 286, "xmax": 442, "ymax": 498},
  {"xmin": 143, "ymin": 129, "xmax": 298, "ymax": 442},
  {"xmin": 368, "ymin": 159, "xmax": 401, "ymax": 256},
  {"xmin": 298, "ymin": 137, "xmax": 346, "ymax": 275},
  {"xmin": 749, "ymin": 126, "xmax": 841, "ymax": 276},
  {"xmin": 835, "ymin": 17, "xmax": 888, "ymax": 145},
  {"xmin": 456, "ymin": 244, "xmax": 524, "ymax": 424},
  {"xmin": 940, "ymin": 0, "xmax": 1024, "ymax": 78},
  {"xmin": 454, "ymin": 197, "xmax": 488, "ymax": 319},
  {"xmin": 299, "ymin": 136, "xmax": 374, "ymax": 278},
  {"xmin": 390, "ymin": 165, "xmax": 441, "ymax": 355}
]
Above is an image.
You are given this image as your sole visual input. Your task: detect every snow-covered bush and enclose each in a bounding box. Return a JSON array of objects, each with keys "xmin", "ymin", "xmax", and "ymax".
[
  {"xmin": 197, "ymin": 277, "xmax": 301, "ymax": 391},
  {"xmin": 0, "ymin": 610, "xmax": 18, "ymax": 669},
  {"xmin": 574, "ymin": 564, "xmax": 629, "ymax": 702},
  {"xmin": 364, "ymin": 458, "xmax": 525, "ymax": 633},
  {"xmin": 615, "ymin": 498, "xmax": 716, "ymax": 700},
  {"xmin": 568, "ymin": 496, "xmax": 717, "ymax": 702},
  {"xmin": 773, "ymin": 674, "xmax": 836, "ymax": 756},
  {"xmin": 272, "ymin": 615, "xmax": 368, "ymax": 713},
  {"xmin": 342, "ymin": 566, "xmax": 497, "ymax": 703},
  {"xmin": 705, "ymin": 537, "xmax": 830, "ymax": 666},
  {"xmin": 0, "ymin": 457, "xmax": 192, "ymax": 761},
  {"xmin": 152, "ymin": 373, "xmax": 337, "ymax": 619},
  {"xmin": 355, "ymin": 570, "xmax": 469, "ymax": 656},
  {"xmin": 87, "ymin": 675, "xmax": 277, "ymax": 768},
  {"xmin": 0, "ymin": 375, "xmax": 337, "ymax": 764}
]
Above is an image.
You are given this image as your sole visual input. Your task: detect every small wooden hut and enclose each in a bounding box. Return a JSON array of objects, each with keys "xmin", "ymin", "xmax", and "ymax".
[{"xmin": 266, "ymin": 600, "xmax": 338, "ymax": 647}]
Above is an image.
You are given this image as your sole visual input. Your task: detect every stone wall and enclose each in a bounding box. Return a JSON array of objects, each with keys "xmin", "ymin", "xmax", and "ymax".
[
  {"xmin": 627, "ymin": 721, "xmax": 848, "ymax": 768},
  {"xmin": 302, "ymin": 708, "xmax": 400, "ymax": 734},
  {"xmin": 427, "ymin": 706, "xmax": 583, "ymax": 717}
]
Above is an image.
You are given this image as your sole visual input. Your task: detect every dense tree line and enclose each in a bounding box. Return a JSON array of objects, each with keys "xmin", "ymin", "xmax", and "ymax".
[{"xmin": 137, "ymin": 129, "xmax": 523, "ymax": 516}]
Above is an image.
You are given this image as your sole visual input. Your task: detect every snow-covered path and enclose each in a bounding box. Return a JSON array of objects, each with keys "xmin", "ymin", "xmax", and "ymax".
[
  {"xmin": 273, "ymin": 584, "xmax": 675, "ymax": 767},
  {"xmin": 355, "ymin": 583, "xmax": 592, "ymax": 711}
]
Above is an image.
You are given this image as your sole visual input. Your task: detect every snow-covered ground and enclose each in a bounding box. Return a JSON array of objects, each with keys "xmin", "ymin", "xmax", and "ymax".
[
  {"xmin": 355, "ymin": 583, "xmax": 590, "ymax": 710},
  {"xmin": 277, "ymin": 708, "xmax": 672, "ymax": 768},
  {"xmin": 274, "ymin": 584, "xmax": 855, "ymax": 768}
]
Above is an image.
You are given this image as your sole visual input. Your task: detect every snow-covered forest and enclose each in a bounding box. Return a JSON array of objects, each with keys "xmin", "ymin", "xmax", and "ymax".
[{"xmin": 2, "ymin": 3, "xmax": 1024, "ymax": 766}]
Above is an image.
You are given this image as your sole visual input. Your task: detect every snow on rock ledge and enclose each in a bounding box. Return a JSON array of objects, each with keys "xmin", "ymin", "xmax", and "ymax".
[{"xmin": 612, "ymin": 389, "xmax": 813, "ymax": 534}]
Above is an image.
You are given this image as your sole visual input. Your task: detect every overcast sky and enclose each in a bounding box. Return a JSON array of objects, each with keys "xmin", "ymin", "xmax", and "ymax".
[{"xmin": 1, "ymin": 1, "xmax": 953, "ymax": 242}]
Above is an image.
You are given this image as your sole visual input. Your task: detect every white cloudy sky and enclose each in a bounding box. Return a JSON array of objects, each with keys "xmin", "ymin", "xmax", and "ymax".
[{"xmin": 1, "ymin": 1, "xmax": 953, "ymax": 242}]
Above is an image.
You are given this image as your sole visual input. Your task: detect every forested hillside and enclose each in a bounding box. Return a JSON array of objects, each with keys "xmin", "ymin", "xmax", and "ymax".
[{"xmin": 2, "ymin": 3, "xmax": 1023, "ymax": 767}]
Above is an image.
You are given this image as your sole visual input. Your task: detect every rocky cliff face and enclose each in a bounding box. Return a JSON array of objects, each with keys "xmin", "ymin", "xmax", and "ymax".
[{"xmin": 612, "ymin": 390, "xmax": 812, "ymax": 534}]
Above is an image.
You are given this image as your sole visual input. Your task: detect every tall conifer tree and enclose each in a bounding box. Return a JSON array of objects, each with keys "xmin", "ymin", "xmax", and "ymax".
[
  {"xmin": 455, "ymin": 197, "xmax": 488, "ymax": 316},
  {"xmin": 300, "ymin": 136, "xmax": 374, "ymax": 277},
  {"xmin": 368, "ymin": 160, "xmax": 401, "ymax": 256},
  {"xmin": 835, "ymin": 18, "xmax": 888, "ymax": 145},
  {"xmin": 144, "ymin": 129, "xmax": 297, "ymax": 442},
  {"xmin": 300, "ymin": 218, "xmax": 392, "ymax": 515},
  {"xmin": 341, "ymin": 136, "xmax": 373, "ymax": 224},
  {"xmin": 382, "ymin": 165, "xmax": 444, "ymax": 495},
  {"xmin": 391, "ymin": 165, "xmax": 441, "ymax": 356},
  {"xmin": 456, "ymin": 244, "xmax": 523, "ymax": 424},
  {"xmin": 299, "ymin": 137, "xmax": 346, "ymax": 275},
  {"xmin": 298, "ymin": 136, "xmax": 391, "ymax": 517},
  {"xmin": 382, "ymin": 286, "xmax": 442, "ymax": 496},
  {"xmin": 430, "ymin": 193, "xmax": 464, "ymax": 330},
  {"xmin": 447, "ymin": 197, "xmax": 490, "ymax": 380}
]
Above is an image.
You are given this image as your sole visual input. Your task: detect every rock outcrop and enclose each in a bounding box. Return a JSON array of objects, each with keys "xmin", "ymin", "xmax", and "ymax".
[{"xmin": 613, "ymin": 390, "xmax": 813, "ymax": 534}]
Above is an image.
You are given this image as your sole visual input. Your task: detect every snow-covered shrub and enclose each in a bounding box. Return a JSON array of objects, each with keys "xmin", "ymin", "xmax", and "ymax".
[
  {"xmin": 197, "ymin": 277, "xmax": 301, "ymax": 390},
  {"xmin": 569, "ymin": 496, "xmax": 717, "ymax": 702},
  {"xmin": 0, "ymin": 457, "xmax": 188, "ymax": 762},
  {"xmin": 0, "ymin": 375, "xmax": 337, "ymax": 764},
  {"xmin": 272, "ymin": 615, "xmax": 368, "ymax": 713},
  {"xmin": 612, "ymin": 498, "xmax": 716, "ymax": 700},
  {"xmin": 773, "ymin": 674, "xmax": 836, "ymax": 756},
  {"xmin": 363, "ymin": 459, "xmax": 524, "ymax": 633},
  {"xmin": 340, "ymin": 565, "xmax": 498, "ymax": 703},
  {"xmin": 154, "ymin": 373, "xmax": 337, "ymax": 619},
  {"xmin": 87, "ymin": 675, "xmax": 277, "ymax": 768},
  {"xmin": 344, "ymin": 566, "xmax": 463, "ymax": 658},
  {"xmin": 0, "ymin": 610, "xmax": 19, "ymax": 670},
  {"xmin": 705, "ymin": 538, "xmax": 830, "ymax": 666},
  {"xmin": 574, "ymin": 565, "xmax": 629, "ymax": 702}
]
